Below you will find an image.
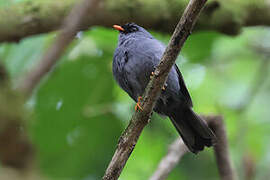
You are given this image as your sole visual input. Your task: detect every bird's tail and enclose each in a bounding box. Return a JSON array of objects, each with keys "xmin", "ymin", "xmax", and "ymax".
[{"xmin": 170, "ymin": 107, "xmax": 216, "ymax": 154}]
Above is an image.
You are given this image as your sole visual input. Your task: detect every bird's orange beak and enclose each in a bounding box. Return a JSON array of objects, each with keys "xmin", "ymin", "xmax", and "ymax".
[{"xmin": 113, "ymin": 25, "xmax": 124, "ymax": 32}]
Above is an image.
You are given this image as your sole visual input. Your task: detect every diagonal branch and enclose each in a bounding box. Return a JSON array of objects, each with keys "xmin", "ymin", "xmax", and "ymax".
[
  {"xmin": 18, "ymin": 0, "xmax": 100, "ymax": 96},
  {"xmin": 150, "ymin": 115, "xmax": 236, "ymax": 180},
  {"xmin": 102, "ymin": 0, "xmax": 208, "ymax": 179},
  {"xmin": 207, "ymin": 115, "xmax": 236, "ymax": 180},
  {"xmin": 149, "ymin": 138, "xmax": 188, "ymax": 180}
]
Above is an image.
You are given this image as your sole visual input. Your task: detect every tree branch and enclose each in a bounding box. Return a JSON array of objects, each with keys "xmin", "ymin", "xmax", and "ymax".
[
  {"xmin": 1, "ymin": 0, "xmax": 270, "ymax": 42},
  {"xmin": 0, "ymin": 64, "xmax": 33, "ymax": 171},
  {"xmin": 149, "ymin": 115, "xmax": 236, "ymax": 180},
  {"xmin": 243, "ymin": 153, "xmax": 256, "ymax": 180},
  {"xmin": 102, "ymin": 0, "xmax": 207, "ymax": 179},
  {"xmin": 0, "ymin": 0, "xmax": 100, "ymax": 177},
  {"xmin": 206, "ymin": 115, "xmax": 236, "ymax": 180},
  {"xmin": 149, "ymin": 138, "xmax": 188, "ymax": 180},
  {"xmin": 18, "ymin": 0, "xmax": 100, "ymax": 95},
  {"xmin": 0, "ymin": 62, "xmax": 8, "ymax": 84}
]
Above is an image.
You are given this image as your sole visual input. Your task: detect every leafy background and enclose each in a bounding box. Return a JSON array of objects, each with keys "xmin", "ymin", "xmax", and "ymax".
[{"xmin": 0, "ymin": 0, "xmax": 270, "ymax": 180}]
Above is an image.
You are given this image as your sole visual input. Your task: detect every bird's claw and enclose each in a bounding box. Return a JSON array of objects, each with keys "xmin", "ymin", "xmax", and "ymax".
[{"xmin": 135, "ymin": 96, "xmax": 143, "ymax": 111}]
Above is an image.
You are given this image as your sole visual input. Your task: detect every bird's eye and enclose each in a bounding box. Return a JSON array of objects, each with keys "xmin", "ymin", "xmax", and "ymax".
[{"xmin": 130, "ymin": 26, "xmax": 138, "ymax": 32}]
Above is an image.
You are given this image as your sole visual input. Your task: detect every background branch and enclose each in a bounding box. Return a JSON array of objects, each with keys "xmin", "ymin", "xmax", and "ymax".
[
  {"xmin": 0, "ymin": 64, "xmax": 33, "ymax": 172},
  {"xmin": 243, "ymin": 153, "xmax": 256, "ymax": 180},
  {"xmin": 0, "ymin": 0, "xmax": 99, "ymax": 178},
  {"xmin": 149, "ymin": 138, "xmax": 188, "ymax": 180},
  {"xmin": 18, "ymin": 0, "xmax": 100, "ymax": 95},
  {"xmin": 102, "ymin": 0, "xmax": 207, "ymax": 179},
  {"xmin": 2, "ymin": 0, "xmax": 270, "ymax": 42},
  {"xmin": 0, "ymin": 62, "xmax": 8, "ymax": 84},
  {"xmin": 150, "ymin": 115, "xmax": 236, "ymax": 180},
  {"xmin": 206, "ymin": 115, "xmax": 237, "ymax": 180}
]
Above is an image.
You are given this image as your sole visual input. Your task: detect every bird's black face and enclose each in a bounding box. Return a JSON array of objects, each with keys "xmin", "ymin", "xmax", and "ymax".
[
  {"xmin": 113, "ymin": 23, "xmax": 139, "ymax": 34},
  {"xmin": 113, "ymin": 23, "xmax": 153, "ymax": 41},
  {"xmin": 121, "ymin": 23, "xmax": 139, "ymax": 34}
]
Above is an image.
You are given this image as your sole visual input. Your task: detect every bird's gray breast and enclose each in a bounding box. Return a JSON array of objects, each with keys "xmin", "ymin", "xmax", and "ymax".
[
  {"xmin": 113, "ymin": 37, "xmax": 181, "ymax": 104},
  {"xmin": 124, "ymin": 38, "xmax": 164, "ymax": 96}
]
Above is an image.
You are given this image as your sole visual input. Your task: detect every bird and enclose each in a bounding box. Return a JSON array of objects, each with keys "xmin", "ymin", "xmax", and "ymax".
[{"xmin": 112, "ymin": 23, "xmax": 216, "ymax": 153}]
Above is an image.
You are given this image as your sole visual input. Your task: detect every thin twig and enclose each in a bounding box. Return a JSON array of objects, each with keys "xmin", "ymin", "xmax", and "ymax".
[
  {"xmin": 207, "ymin": 115, "xmax": 236, "ymax": 180},
  {"xmin": 102, "ymin": 0, "xmax": 208, "ymax": 179},
  {"xmin": 149, "ymin": 138, "xmax": 188, "ymax": 180},
  {"xmin": 18, "ymin": 0, "xmax": 100, "ymax": 96},
  {"xmin": 150, "ymin": 115, "xmax": 236, "ymax": 180}
]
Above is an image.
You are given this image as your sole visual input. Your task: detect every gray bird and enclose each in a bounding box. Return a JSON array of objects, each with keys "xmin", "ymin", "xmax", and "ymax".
[{"xmin": 112, "ymin": 23, "xmax": 216, "ymax": 153}]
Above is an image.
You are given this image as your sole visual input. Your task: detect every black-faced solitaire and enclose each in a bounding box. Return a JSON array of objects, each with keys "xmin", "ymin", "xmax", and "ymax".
[{"xmin": 112, "ymin": 23, "xmax": 216, "ymax": 153}]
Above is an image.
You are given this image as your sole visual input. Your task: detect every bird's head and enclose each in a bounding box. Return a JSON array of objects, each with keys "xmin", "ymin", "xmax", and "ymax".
[{"xmin": 113, "ymin": 23, "xmax": 153, "ymax": 41}]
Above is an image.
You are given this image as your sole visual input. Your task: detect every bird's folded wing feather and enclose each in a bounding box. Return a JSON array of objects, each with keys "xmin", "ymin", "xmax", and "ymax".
[{"xmin": 174, "ymin": 64, "xmax": 193, "ymax": 107}]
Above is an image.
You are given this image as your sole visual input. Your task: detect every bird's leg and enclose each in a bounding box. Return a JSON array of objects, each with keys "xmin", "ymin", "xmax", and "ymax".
[
  {"xmin": 150, "ymin": 72, "xmax": 167, "ymax": 91},
  {"xmin": 135, "ymin": 96, "xmax": 143, "ymax": 111}
]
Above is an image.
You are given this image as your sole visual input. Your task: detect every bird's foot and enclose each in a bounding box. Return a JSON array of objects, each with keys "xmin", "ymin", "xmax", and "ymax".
[{"xmin": 135, "ymin": 96, "xmax": 143, "ymax": 111}]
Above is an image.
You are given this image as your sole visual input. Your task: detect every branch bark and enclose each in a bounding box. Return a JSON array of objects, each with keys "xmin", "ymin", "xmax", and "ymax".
[
  {"xmin": 207, "ymin": 115, "xmax": 236, "ymax": 180},
  {"xmin": 0, "ymin": 62, "xmax": 8, "ymax": 84},
  {"xmin": 149, "ymin": 138, "xmax": 188, "ymax": 180},
  {"xmin": 2, "ymin": 0, "xmax": 270, "ymax": 42},
  {"xmin": 102, "ymin": 0, "xmax": 207, "ymax": 179},
  {"xmin": 17, "ymin": 0, "xmax": 100, "ymax": 95},
  {"xmin": 149, "ymin": 115, "xmax": 236, "ymax": 180},
  {"xmin": 0, "ymin": 64, "xmax": 33, "ymax": 171}
]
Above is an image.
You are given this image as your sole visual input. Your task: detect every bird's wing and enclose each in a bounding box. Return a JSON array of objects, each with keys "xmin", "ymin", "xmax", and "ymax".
[
  {"xmin": 113, "ymin": 49, "xmax": 137, "ymax": 101},
  {"xmin": 174, "ymin": 64, "xmax": 193, "ymax": 107}
]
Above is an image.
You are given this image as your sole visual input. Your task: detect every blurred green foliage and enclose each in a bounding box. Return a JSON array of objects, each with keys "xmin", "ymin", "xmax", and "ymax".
[{"xmin": 0, "ymin": 1, "xmax": 270, "ymax": 179}]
